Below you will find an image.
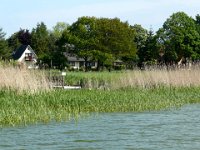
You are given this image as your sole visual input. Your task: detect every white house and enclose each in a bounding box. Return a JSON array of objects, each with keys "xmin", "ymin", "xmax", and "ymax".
[{"xmin": 12, "ymin": 45, "xmax": 37, "ymax": 68}]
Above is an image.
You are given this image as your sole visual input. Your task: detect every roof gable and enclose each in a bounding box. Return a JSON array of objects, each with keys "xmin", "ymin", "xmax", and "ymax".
[{"xmin": 12, "ymin": 45, "xmax": 36, "ymax": 60}]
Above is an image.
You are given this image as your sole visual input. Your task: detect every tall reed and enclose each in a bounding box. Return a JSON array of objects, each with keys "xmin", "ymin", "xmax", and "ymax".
[
  {"xmin": 1, "ymin": 87, "xmax": 200, "ymax": 127},
  {"xmin": 116, "ymin": 69, "xmax": 200, "ymax": 89},
  {"xmin": 0, "ymin": 65, "xmax": 50, "ymax": 93},
  {"xmin": 65, "ymin": 68, "xmax": 200, "ymax": 89}
]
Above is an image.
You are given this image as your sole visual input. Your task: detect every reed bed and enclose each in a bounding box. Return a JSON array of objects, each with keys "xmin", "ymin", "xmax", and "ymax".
[
  {"xmin": 1, "ymin": 87, "xmax": 200, "ymax": 127},
  {"xmin": 117, "ymin": 69, "xmax": 200, "ymax": 88},
  {"xmin": 65, "ymin": 68, "xmax": 200, "ymax": 89},
  {"xmin": 0, "ymin": 65, "xmax": 50, "ymax": 93},
  {"xmin": 1, "ymin": 65, "xmax": 200, "ymax": 127}
]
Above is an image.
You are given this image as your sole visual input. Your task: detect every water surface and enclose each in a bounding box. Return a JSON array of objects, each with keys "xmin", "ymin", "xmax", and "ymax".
[{"xmin": 0, "ymin": 104, "xmax": 200, "ymax": 150}]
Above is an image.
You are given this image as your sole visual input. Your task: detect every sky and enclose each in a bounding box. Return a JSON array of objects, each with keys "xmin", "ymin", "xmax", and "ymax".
[{"xmin": 0, "ymin": 0, "xmax": 200, "ymax": 37}]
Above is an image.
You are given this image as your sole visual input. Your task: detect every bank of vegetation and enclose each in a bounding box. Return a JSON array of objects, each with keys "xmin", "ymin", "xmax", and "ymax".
[
  {"xmin": 1, "ymin": 65, "xmax": 200, "ymax": 127},
  {"xmin": 1, "ymin": 11, "xmax": 200, "ymax": 127}
]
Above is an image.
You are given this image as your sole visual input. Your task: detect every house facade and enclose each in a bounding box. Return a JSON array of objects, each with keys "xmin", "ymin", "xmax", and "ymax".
[
  {"xmin": 64, "ymin": 53, "xmax": 98, "ymax": 70},
  {"xmin": 12, "ymin": 45, "xmax": 37, "ymax": 69}
]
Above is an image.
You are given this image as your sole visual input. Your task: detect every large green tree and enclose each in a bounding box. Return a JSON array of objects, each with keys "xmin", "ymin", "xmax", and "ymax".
[
  {"xmin": 59, "ymin": 17, "xmax": 99, "ymax": 71},
  {"xmin": 95, "ymin": 18, "xmax": 137, "ymax": 67},
  {"xmin": 157, "ymin": 12, "xmax": 200, "ymax": 62},
  {"xmin": 59, "ymin": 17, "xmax": 137, "ymax": 70}
]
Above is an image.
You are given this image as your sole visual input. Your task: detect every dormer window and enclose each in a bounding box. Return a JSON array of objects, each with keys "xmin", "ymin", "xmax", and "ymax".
[{"xmin": 25, "ymin": 53, "xmax": 32, "ymax": 61}]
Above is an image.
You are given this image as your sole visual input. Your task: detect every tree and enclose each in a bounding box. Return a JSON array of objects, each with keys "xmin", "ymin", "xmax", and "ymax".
[
  {"xmin": 52, "ymin": 22, "xmax": 69, "ymax": 39},
  {"xmin": 96, "ymin": 18, "xmax": 137, "ymax": 63},
  {"xmin": 131, "ymin": 24, "xmax": 148, "ymax": 52},
  {"xmin": 0, "ymin": 28, "xmax": 10, "ymax": 60},
  {"xmin": 195, "ymin": 14, "xmax": 200, "ymax": 35},
  {"xmin": 157, "ymin": 12, "xmax": 200, "ymax": 62},
  {"xmin": 59, "ymin": 17, "xmax": 98, "ymax": 71},
  {"xmin": 7, "ymin": 29, "xmax": 32, "ymax": 50},
  {"xmin": 60, "ymin": 17, "xmax": 137, "ymax": 71},
  {"xmin": 31, "ymin": 22, "xmax": 51, "ymax": 65},
  {"xmin": 131, "ymin": 24, "xmax": 148, "ymax": 63},
  {"xmin": 139, "ymin": 28, "xmax": 158, "ymax": 64},
  {"xmin": 18, "ymin": 29, "xmax": 31, "ymax": 45},
  {"xmin": 49, "ymin": 33, "xmax": 68, "ymax": 69},
  {"xmin": 7, "ymin": 32, "xmax": 21, "ymax": 51},
  {"xmin": 0, "ymin": 28, "xmax": 12, "ymax": 60}
]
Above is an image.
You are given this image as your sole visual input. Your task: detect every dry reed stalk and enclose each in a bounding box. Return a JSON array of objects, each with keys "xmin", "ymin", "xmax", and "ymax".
[
  {"xmin": 114, "ymin": 68, "xmax": 200, "ymax": 88},
  {"xmin": 0, "ymin": 66, "xmax": 51, "ymax": 93}
]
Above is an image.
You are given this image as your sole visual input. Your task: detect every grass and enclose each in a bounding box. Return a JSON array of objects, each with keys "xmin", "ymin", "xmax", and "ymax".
[
  {"xmin": 64, "ymin": 69, "xmax": 200, "ymax": 89},
  {"xmin": 1, "ymin": 65, "xmax": 200, "ymax": 127},
  {"xmin": 1, "ymin": 87, "xmax": 200, "ymax": 127},
  {"xmin": 64, "ymin": 71, "xmax": 122, "ymax": 89}
]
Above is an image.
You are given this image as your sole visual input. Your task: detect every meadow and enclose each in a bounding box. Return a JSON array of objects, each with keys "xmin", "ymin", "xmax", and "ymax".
[{"xmin": 1, "ymin": 64, "xmax": 200, "ymax": 127}]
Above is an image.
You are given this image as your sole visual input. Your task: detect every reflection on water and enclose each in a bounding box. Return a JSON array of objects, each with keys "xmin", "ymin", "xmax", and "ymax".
[{"xmin": 0, "ymin": 104, "xmax": 200, "ymax": 150}]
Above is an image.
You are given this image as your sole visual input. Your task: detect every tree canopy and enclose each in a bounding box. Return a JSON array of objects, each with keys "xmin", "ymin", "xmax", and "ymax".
[
  {"xmin": 0, "ymin": 28, "xmax": 10, "ymax": 59},
  {"xmin": 1, "ymin": 11, "xmax": 200, "ymax": 70},
  {"xmin": 157, "ymin": 12, "xmax": 200, "ymax": 62},
  {"xmin": 59, "ymin": 17, "xmax": 137, "ymax": 70}
]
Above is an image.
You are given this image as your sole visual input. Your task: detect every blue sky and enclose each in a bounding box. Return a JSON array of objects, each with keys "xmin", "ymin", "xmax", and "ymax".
[{"xmin": 0, "ymin": 0, "xmax": 199, "ymax": 37}]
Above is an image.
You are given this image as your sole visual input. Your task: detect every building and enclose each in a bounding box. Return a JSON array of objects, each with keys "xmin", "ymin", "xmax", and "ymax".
[
  {"xmin": 12, "ymin": 45, "xmax": 37, "ymax": 68},
  {"xmin": 64, "ymin": 53, "xmax": 98, "ymax": 70}
]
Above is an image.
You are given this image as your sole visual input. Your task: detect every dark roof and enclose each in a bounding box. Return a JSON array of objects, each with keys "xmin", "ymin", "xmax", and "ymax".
[
  {"xmin": 63, "ymin": 52, "xmax": 85, "ymax": 62},
  {"xmin": 12, "ymin": 45, "xmax": 33, "ymax": 60},
  {"xmin": 67, "ymin": 56, "xmax": 85, "ymax": 62}
]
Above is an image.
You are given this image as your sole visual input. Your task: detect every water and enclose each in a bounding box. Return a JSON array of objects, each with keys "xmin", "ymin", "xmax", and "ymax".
[{"xmin": 0, "ymin": 104, "xmax": 200, "ymax": 150}]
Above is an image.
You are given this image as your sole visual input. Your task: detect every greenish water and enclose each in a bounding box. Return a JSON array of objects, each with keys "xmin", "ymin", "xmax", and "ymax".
[{"xmin": 0, "ymin": 104, "xmax": 200, "ymax": 150}]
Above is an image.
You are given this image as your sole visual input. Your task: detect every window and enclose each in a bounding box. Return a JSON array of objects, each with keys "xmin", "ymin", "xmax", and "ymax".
[
  {"xmin": 25, "ymin": 53, "xmax": 32, "ymax": 61},
  {"xmin": 69, "ymin": 61, "xmax": 75, "ymax": 66},
  {"xmin": 80, "ymin": 62, "xmax": 85, "ymax": 67},
  {"xmin": 87, "ymin": 62, "xmax": 95, "ymax": 67}
]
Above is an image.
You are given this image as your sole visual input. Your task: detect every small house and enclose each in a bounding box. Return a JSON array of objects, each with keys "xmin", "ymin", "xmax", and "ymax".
[
  {"xmin": 64, "ymin": 53, "xmax": 98, "ymax": 70},
  {"xmin": 12, "ymin": 45, "xmax": 37, "ymax": 68}
]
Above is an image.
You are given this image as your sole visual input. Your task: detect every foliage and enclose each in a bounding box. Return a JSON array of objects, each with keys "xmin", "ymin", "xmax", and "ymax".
[
  {"xmin": 0, "ymin": 28, "xmax": 10, "ymax": 59},
  {"xmin": 52, "ymin": 22, "xmax": 69, "ymax": 39},
  {"xmin": 95, "ymin": 18, "xmax": 137, "ymax": 61},
  {"xmin": 18, "ymin": 29, "xmax": 32, "ymax": 45},
  {"xmin": 157, "ymin": 12, "xmax": 200, "ymax": 62},
  {"xmin": 195, "ymin": 14, "xmax": 200, "ymax": 34},
  {"xmin": 60, "ymin": 17, "xmax": 98, "ymax": 71},
  {"xmin": 1, "ymin": 86, "xmax": 200, "ymax": 127},
  {"xmin": 137, "ymin": 28, "xmax": 158, "ymax": 63},
  {"xmin": 59, "ymin": 17, "xmax": 137, "ymax": 70},
  {"xmin": 31, "ymin": 22, "xmax": 51, "ymax": 63},
  {"xmin": 131, "ymin": 24, "xmax": 148, "ymax": 62},
  {"xmin": 7, "ymin": 29, "xmax": 31, "ymax": 51},
  {"xmin": 7, "ymin": 32, "xmax": 21, "ymax": 50},
  {"xmin": 3, "ymin": 11, "xmax": 200, "ymax": 69}
]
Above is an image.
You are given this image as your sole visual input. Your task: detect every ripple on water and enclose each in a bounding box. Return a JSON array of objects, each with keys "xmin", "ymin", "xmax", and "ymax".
[{"xmin": 0, "ymin": 104, "xmax": 200, "ymax": 150}]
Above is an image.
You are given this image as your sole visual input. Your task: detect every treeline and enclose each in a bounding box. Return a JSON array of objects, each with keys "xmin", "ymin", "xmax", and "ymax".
[{"xmin": 0, "ymin": 11, "xmax": 200, "ymax": 70}]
